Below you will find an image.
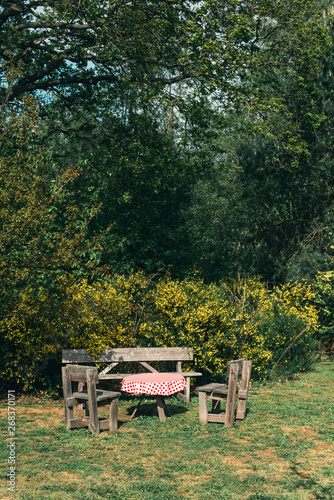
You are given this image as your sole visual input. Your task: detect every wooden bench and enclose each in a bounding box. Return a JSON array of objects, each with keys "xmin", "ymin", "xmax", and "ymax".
[
  {"xmin": 196, "ymin": 358, "xmax": 252, "ymax": 427},
  {"xmin": 62, "ymin": 347, "xmax": 202, "ymax": 403},
  {"xmin": 62, "ymin": 365, "xmax": 120, "ymax": 435}
]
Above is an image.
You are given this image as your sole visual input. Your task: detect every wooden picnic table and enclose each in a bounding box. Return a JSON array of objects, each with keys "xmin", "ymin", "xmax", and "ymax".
[{"xmin": 121, "ymin": 372, "xmax": 187, "ymax": 422}]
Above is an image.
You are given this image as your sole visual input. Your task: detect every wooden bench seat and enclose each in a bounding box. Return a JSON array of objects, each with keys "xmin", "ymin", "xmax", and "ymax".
[{"xmin": 62, "ymin": 347, "xmax": 202, "ymax": 403}]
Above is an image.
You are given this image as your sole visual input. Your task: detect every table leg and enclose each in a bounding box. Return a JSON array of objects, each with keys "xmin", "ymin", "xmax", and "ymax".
[
  {"xmin": 131, "ymin": 395, "xmax": 145, "ymax": 420},
  {"xmin": 156, "ymin": 396, "xmax": 167, "ymax": 422}
]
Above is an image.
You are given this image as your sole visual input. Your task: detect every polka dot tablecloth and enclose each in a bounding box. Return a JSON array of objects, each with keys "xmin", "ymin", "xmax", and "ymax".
[{"xmin": 121, "ymin": 372, "xmax": 186, "ymax": 396}]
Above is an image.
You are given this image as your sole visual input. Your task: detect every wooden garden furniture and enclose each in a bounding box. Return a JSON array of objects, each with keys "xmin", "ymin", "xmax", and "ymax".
[
  {"xmin": 196, "ymin": 359, "xmax": 252, "ymax": 427},
  {"xmin": 62, "ymin": 347, "xmax": 202, "ymax": 403},
  {"xmin": 62, "ymin": 364, "xmax": 121, "ymax": 435},
  {"xmin": 121, "ymin": 372, "xmax": 187, "ymax": 422}
]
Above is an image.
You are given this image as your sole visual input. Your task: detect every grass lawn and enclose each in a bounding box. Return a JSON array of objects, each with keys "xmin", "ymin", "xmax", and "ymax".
[{"xmin": 0, "ymin": 359, "xmax": 333, "ymax": 499}]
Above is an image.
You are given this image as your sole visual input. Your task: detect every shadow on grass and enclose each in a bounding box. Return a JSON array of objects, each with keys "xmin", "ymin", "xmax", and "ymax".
[{"xmin": 125, "ymin": 400, "xmax": 189, "ymax": 420}]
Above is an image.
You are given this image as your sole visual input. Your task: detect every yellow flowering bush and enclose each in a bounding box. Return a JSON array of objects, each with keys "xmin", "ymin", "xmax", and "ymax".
[
  {"xmin": 0, "ymin": 287, "xmax": 63, "ymax": 391},
  {"xmin": 314, "ymin": 271, "xmax": 334, "ymax": 353},
  {"xmin": 0, "ymin": 272, "xmax": 320, "ymax": 392},
  {"xmin": 224, "ymin": 278, "xmax": 320, "ymax": 378}
]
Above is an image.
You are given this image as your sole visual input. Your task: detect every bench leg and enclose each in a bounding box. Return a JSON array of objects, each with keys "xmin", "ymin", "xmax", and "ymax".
[
  {"xmin": 109, "ymin": 398, "xmax": 119, "ymax": 431},
  {"xmin": 198, "ymin": 391, "xmax": 208, "ymax": 425},
  {"xmin": 225, "ymin": 364, "xmax": 238, "ymax": 428}
]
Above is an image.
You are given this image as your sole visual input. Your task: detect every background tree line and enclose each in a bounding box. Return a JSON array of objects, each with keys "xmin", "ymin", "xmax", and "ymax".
[{"xmin": 1, "ymin": 0, "xmax": 334, "ymax": 390}]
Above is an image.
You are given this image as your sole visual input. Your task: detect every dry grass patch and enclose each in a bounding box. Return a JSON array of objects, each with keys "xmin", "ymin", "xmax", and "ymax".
[{"xmin": 0, "ymin": 360, "xmax": 333, "ymax": 500}]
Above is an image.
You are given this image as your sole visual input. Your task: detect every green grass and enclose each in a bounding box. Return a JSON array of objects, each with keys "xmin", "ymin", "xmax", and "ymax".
[{"xmin": 1, "ymin": 359, "xmax": 333, "ymax": 499}]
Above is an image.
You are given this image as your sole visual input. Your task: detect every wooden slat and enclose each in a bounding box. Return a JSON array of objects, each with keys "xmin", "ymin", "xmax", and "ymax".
[
  {"xmin": 77, "ymin": 381, "xmax": 85, "ymax": 410},
  {"xmin": 98, "ymin": 370, "xmax": 201, "ymax": 381},
  {"xmin": 87, "ymin": 369, "xmax": 100, "ymax": 435},
  {"xmin": 140, "ymin": 361, "xmax": 158, "ymax": 373},
  {"xmin": 236, "ymin": 360, "xmax": 252, "ymax": 419},
  {"xmin": 62, "ymin": 366, "xmax": 73, "ymax": 430},
  {"xmin": 67, "ymin": 395, "xmax": 88, "ymax": 407},
  {"xmin": 68, "ymin": 365, "xmax": 98, "ymax": 384},
  {"xmin": 100, "ymin": 362, "xmax": 119, "ymax": 375},
  {"xmin": 109, "ymin": 398, "xmax": 118, "ymax": 431},
  {"xmin": 184, "ymin": 377, "xmax": 191, "ymax": 403},
  {"xmin": 98, "ymin": 373, "xmax": 128, "ymax": 380},
  {"xmin": 68, "ymin": 418, "xmax": 89, "ymax": 428},
  {"xmin": 225, "ymin": 362, "xmax": 238, "ymax": 427},
  {"xmin": 62, "ymin": 347, "xmax": 193, "ymax": 363},
  {"xmin": 96, "ymin": 389, "xmax": 121, "ymax": 399},
  {"xmin": 207, "ymin": 393, "xmax": 228, "ymax": 402},
  {"xmin": 207, "ymin": 413, "xmax": 226, "ymax": 423},
  {"xmin": 99, "ymin": 419, "xmax": 111, "ymax": 430},
  {"xmin": 196, "ymin": 383, "xmax": 228, "ymax": 394}
]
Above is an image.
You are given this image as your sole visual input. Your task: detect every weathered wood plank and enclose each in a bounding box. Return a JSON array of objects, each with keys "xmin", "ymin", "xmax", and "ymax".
[
  {"xmin": 98, "ymin": 373, "xmax": 128, "ymax": 380},
  {"xmin": 196, "ymin": 382, "xmax": 228, "ymax": 394},
  {"xmin": 224, "ymin": 362, "xmax": 238, "ymax": 427},
  {"xmin": 62, "ymin": 347, "xmax": 194, "ymax": 363},
  {"xmin": 61, "ymin": 366, "xmax": 73, "ymax": 430},
  {"xmin": 100, "ymin": 362, "xmax": 119, "ymax": 375},
  {"xmin": 109, "ymin": 398, "xmax": 118, "ymax": 431},
  {"xmin": 156, "ymin": 395, "xmax": 167, "ymax": 422},
  {"xmin": 139, "ymin": 361, "xmax": 158, "ymax": 373},
  {"xmin": 68, "ymin": 417, "xmax": 89, "ymax": 428},
  {"xmin": 98, "ymin": 371, "xmax": 202, "ymax": 380},
  {"xmin": 184, "ymin": 377, "xmax": 191, "ymax": 404},
  {"xmin": 198, "ymin": 390, "xmax": 208, "ymax": 425},
  {"xmin": 87, "ymin": 368, "xmax": 100, "ymax": 435},
  {"xmin": 207, "ymin": 413, "xmax": 226, "ymax": 423},
  {"xmin": 77, "ymin": 381, "xmax": 85, "ymax": 410},
  {"xmin": 236, "ymin": 360, "xmax": 252, "ymax": 419},
  {"xmin": 68, "ymin": 365, "xmax": 98, "ymax": 384}
]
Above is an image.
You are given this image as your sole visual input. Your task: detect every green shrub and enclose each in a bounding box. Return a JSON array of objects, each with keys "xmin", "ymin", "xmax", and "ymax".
[
  {"xmin": 0, "ymin": 272, "xmax": 321, "ymax": 392},
  {"xmin": 314, "ymin": 270, "xmax": 334, "ymax": 354}
]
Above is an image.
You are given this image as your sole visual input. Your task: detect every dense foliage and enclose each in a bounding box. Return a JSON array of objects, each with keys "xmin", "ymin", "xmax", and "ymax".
[
  {"xmin": 0, "ymin": 272, "xmax": 320, "ymax": 392},
  {"xmin": 1, "ymin": 1, "xmax": 334, "ymax": 392}
]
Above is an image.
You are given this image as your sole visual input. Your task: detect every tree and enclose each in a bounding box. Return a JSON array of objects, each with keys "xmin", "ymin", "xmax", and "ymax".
[
  {"xmin": 183, "ymin": 2, "xmax": 333, "ymax": 282},
  {"xmin": 36, "ymin": 91, "xmax": 194, "ymax": 275},
  {"xmin": 0, "ymin": 0, "xmax": 247, "ymax": 105},
  {"xmin": 0, "ymin": 95, "xmax": 107, "ymax": 294},
  {"xmin": 1, "ymin": 0, "xmax": 328, "ymax": 106},
  {"xmin": 0, "ymin": 92, "xmax": 111, "ymax": 390}
]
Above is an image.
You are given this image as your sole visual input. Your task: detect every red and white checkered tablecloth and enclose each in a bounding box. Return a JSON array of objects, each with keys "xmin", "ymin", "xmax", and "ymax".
[{"xmin": 121, "ymin": 372, "xmax": 186, "ymax": 396}]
